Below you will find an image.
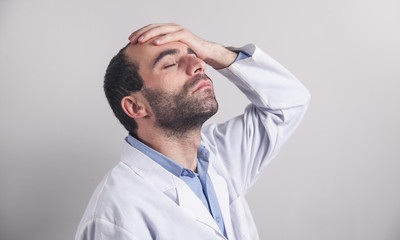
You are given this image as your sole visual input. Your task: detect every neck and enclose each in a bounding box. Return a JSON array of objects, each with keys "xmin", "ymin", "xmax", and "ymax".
[{"xmin": 138, "ymin": 127, "xmax": 202, "ymax": 172}]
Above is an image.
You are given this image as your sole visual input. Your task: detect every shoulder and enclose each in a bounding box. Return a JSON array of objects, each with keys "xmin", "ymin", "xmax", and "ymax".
[
  {"xmin": 80, "ymin": 162, "xmax": 144, "ymax": 220},
  {"xmin": 76, "ymin": 160, "xmax": 161, "ymax": 238}
]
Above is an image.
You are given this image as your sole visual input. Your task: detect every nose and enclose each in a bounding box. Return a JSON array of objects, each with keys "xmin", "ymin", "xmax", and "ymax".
[{"xmin": 185, "ymin": 55, "xmax": 206, "ymax": 76}]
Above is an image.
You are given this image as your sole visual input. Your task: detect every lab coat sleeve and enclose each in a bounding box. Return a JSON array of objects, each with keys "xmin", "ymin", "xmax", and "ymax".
[
  {"xmin": 201, "ymin": 44, "xmax": 311, "ymax": 196},
  {"xmin": 76, "ymin": 218, "xmax": 138, "ymax": 240}
]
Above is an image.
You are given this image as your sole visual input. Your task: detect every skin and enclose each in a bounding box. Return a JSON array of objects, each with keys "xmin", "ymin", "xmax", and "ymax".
[{"xmin": 121, "ymin": 23, "xmax": 238, "ymax": 172}]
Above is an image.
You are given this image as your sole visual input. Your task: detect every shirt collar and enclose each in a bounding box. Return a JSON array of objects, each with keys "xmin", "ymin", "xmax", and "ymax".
[
  {"xmin": 125, "ymin": 134, "xmax": 210, "ymax": 177},
  {"xmin": 196, "ymin": 144, "xmax": 210, "ymax": 179}
]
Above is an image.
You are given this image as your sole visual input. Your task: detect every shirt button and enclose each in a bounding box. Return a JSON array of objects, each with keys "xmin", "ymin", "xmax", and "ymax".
[{"xmin": 216, "ymin": 216, "xmax": 221, "ymax": 223}]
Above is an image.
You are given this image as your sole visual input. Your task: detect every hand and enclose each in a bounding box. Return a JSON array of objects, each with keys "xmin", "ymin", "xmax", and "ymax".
[{"xmin": 128, "ymin": 23, "xmax": 237, "ymax": 69}]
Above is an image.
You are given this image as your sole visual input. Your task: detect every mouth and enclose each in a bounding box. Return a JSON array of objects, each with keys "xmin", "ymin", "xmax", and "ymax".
[{"xmin": 192, "ymin": 79, "xmax": 213, "ymax": 94}]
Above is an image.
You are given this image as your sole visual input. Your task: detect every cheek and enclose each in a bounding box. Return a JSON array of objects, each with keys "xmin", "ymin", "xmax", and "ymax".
[{"xmin": 160, "ymin": 74, "xmax": 186, "ymax": 92}]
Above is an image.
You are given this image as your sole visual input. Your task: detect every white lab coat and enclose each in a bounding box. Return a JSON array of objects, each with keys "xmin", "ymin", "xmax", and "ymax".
[{"xmin": 75, "ymin": 44, "xmax": 310, "ymax": 240}]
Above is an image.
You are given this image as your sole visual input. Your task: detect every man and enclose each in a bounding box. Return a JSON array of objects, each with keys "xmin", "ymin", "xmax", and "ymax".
[{"xmin": 76, "ymin": 23, "xmax": 310, "ymax": 240}]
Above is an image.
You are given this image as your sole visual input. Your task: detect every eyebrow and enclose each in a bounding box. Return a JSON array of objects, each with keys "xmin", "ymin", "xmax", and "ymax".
[
  {"xmin": 187, "ymin": 48, "xmax": 197, "ymax": 56},
  {"xmin": 153, "ymin": 49, "xmax": 179, "ymax": 67},
  {"xmin": 153, "ymin": 48, "xmax": 198, "ymax": 67}
]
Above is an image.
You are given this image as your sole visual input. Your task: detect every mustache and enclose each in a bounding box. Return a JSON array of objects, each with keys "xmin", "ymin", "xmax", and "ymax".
[{"xmin": 185, "ymin": 74, "xmax": 211, "ymax": 89}]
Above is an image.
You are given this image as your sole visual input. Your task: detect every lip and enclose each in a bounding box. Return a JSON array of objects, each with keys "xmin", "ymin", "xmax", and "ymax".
[{"xmin": 192, "ymin": 80, "xmax": 212, "ymax": 93}]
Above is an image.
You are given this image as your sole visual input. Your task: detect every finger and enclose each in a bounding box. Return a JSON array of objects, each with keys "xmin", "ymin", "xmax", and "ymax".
[
  {"xmin": 136, "ymin": 23, "xmax": 184, "ymax": 43},
  {"xmin": 153, "ymin": 29, "xmax": 187, "ymax": 45},
  {"xmin": 135, "ymin": 23, "xmax": 180, "ymax": 42},
  {"xmin": 128, "ymin": 23, "xmax": 165, "ymax": 43},
  {"xmin": 129, "ymin": 23, "xmax": 162, "ymax": 42}
]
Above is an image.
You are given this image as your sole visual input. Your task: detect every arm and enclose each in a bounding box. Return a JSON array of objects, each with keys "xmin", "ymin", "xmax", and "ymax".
[
  {"xmin": 201, "ymin": 43, "xmax": 311, "ymax": 195},
  {"xmin": 76, "ymin": 218, "xmax": 137, "ymax": 240}
]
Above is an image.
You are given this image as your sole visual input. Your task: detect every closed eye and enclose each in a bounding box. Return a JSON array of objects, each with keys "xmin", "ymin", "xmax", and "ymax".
[{"xmin": 164, "ymin": 63, "xmax": 176, "ymax": 69}]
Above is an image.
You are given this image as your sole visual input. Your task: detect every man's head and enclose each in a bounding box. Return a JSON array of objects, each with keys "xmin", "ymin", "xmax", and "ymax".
[
  {"xmin": 104, "ymin": 43, "xmax": 143, "ymax": 137},
  {"xmin": 104, "ymin": 40, "xmax": 218, "ymax": 138}
]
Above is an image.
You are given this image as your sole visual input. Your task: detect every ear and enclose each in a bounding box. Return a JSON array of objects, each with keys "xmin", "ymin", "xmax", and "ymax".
[{"xmin": 121, "ymin": 94, "xmax": 149, "ymax": 119}]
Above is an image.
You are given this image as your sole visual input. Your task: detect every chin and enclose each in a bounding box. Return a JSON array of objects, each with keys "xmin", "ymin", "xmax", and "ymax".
[{"xmin": 202, "ymin": 100, "xmax": 218, "ymax": 117}]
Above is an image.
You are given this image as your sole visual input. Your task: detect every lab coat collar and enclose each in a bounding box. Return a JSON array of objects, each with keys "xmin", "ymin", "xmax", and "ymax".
[{"xmin": 120, "ymin": 141, "xmax": 227, "ymax": 239}]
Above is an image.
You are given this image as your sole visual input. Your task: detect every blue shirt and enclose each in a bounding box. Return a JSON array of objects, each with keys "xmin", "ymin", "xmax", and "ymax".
[{"xmin": 236, "ymin": 51, "xmax": 250, "ymax": 61}]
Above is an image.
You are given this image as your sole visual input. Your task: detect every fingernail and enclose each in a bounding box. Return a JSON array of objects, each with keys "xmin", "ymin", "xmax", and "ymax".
[
  {"xmin": 155, "ymin": 39, "xmax": 161, "ymax": 44},
  {"xmin": 138, "ymin": 36, "xmax": 144, "ymax": 42},
  {"xmin": 129, "ymin": 34, "xmax": 135, "ymax": 40}
]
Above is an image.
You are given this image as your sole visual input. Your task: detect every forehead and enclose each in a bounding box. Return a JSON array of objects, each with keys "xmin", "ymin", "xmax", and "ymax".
[{"xmin": 124, "ymin": 40, "xmax": 189, "ymax": 69}]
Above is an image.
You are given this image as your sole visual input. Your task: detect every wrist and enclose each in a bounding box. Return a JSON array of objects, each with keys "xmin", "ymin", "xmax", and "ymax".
[{"xmin": 203, "ymin": 43, "xmax": 238, "ymax": 70}]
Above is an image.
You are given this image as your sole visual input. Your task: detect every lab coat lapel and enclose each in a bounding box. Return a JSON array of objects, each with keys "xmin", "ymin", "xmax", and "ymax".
[
  {"xmin": 208, "ymin": 164, "xmax": 234, "ymax": 239},
  {"xmin": 121, "ymin": 142, "xmax": 177, "ymax": 194},
  {"xmin": 175, "ymin": 178, "xmax": 224, "ymax": 237}
]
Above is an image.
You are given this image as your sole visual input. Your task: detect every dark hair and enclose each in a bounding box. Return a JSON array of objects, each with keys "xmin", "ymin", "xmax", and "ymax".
[{"xmin": 104, "ymin": 43, "xmax": 144, "ymax": 137}]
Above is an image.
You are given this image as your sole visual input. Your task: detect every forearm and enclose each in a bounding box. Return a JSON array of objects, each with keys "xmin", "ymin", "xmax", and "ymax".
[
  {"xmin": 202, "ymin": 44, "xmax": 310, "ymax": 194},
  {"xmin": 219, "ymin": 44, "xmax": 311, "ymax": 115}
]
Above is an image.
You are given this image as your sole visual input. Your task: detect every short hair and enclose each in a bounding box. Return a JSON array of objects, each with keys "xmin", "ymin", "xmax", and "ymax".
[{"xmin": 104, "ymin": 43, "xmax": 144, "ymax": 137}]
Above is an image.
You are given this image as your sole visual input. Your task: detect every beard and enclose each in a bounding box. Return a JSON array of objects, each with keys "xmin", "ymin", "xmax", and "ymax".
[{"xmin": 141, "ymin": 74, "xmax": 218, "ymax": 138}]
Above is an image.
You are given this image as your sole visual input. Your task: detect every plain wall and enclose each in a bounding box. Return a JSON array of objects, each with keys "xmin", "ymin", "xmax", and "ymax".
[{"xmin": 1, "ymin": 0, "xmax": 399, "ymax": 239}]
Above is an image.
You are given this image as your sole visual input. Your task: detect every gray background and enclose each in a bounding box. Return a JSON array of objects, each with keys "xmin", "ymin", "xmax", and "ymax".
[{"xmin": 1, "ymin": 0, "xmax": 399, "ymax": 239}]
